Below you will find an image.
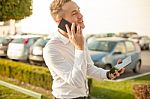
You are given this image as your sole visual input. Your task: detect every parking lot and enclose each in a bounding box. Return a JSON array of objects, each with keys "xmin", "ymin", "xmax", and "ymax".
[{"xmin": 1, "ymin": 35, "xmax": 150, "ymax": 80}]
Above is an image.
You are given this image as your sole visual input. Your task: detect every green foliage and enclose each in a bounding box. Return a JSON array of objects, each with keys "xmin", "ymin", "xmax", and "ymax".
[
  {"xmin": 0, "ymin": 0, "xmax": 32, "ymax": 21},
  {"xmin": 0, "ymin": 85, "xmax": 35, "ymax": 99},
  {"xmin": 0, "ymin": 59, "xmax": 52, "ymax": 90},
  {"xmin": 0, "ymin": 59, "xmax": 93, "ymax": 97},
  {"xmin": 90, "ymin": 75, "xmax": 150, "ymax": 99}
]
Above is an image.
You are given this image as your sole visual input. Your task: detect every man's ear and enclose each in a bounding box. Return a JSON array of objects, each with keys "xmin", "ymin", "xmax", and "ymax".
[{"xmin": 56, "ymin": 15, "xmax": 62, "ymax": 24}]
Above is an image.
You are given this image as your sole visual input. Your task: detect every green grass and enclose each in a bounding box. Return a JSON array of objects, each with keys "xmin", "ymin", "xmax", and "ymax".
[
  {"xmin": 0, "ymin": 85, "xmax": 35, "ymax": 99},
  {"xmin": 90, "ymin": 74, "xmax": 150, "ymax": 99},
  {"xmin": 0, "ymin": 75, "xmax": 52, "ymax": 99},
  {"xmin": 0, "ymin": 74, "xmax": 149, "ymax": 99}
]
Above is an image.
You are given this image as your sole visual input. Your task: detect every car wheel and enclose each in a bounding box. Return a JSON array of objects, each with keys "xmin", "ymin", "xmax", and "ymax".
[
  {"xmin": 42, "ymin": 62, "xmax": 47, "ymax": 67},
  {"xmin": 143, "ymin": 45, "xmax": 147, "ymax": 50},
  {"xmin": 146, "ymin": 45, "xmax": 149, "ymax": 50},
  {"xmin": 104, "ymin": 64, "xmax": 112, "ymax": 70},
  {"xmin": 29, "ymin": 60, "xmax": 35, "ymax": 65},
  {"xmin": 133, "ymin": 61, "xmax": 141, "ymax": 73}
]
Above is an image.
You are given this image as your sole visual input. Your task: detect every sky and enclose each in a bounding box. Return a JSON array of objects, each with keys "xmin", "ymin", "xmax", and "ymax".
[{"xmin": 20, "ymin": 0, "xmax": 150, "ymax": 36}]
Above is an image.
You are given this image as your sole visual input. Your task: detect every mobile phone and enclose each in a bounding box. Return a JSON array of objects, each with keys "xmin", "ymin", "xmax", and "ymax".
[
  {"xmin": 58, "ymin": 18, "xmax": 77, "ymax": 33},
  {"xmin": 110, "ymin": 56, "xmax": 132, "ymax": 73}
]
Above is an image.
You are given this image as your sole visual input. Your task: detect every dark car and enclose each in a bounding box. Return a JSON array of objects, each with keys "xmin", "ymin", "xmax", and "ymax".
[
  {"xmin": 29, "ymin": 37, "xmax": 50, "ymax": 66},
  {"xmin": 87, "ymin": 37, "xmax": 142, "ymax": 73},
  {"xmin": 0, "ymin": 36, "xmax": 12, "ymax": 57}
]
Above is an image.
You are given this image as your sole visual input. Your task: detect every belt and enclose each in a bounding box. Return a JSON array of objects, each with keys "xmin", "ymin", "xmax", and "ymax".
[{"xmin": 54, "ymin": 96, "xmax": 90, "ymax": 99}]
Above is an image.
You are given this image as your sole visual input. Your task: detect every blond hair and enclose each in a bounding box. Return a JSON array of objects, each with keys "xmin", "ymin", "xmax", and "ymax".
[{"xmin": 50, "ymin": 0, "xmax": 71, "ymax": 21}]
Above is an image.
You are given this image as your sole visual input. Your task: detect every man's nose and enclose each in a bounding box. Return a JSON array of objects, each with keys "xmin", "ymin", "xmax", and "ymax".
[{"xmin": 78, "ymin": 13, "xmax": 83, "ymax": 19}]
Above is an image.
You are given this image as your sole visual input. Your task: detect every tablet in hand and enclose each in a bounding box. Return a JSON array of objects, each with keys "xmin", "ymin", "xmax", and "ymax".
[{"xmin": 110, "ymin": 56, "xmax": 132, "ymax": 73}]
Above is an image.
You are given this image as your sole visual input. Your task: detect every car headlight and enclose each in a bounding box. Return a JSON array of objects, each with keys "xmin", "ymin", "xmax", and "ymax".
[
  {"xmin": 102, "ymin": 56, "xmax": 106, "ymax": 63},
  {"xmin": 32, "ymin": 47, "xmax": 43, "ymax": 55}
]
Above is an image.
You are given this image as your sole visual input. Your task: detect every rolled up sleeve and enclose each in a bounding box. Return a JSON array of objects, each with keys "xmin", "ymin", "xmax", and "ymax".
[{"xmin": 85, "ymin": 47, "xmax": 109, "ymax": 80}]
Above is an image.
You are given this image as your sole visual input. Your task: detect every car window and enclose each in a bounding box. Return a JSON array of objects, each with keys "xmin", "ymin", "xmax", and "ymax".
[
  {"xmin": 114, "ymin": 42, "xmax": 126, "ymax": 54},
  {"xmin": 27, "ymin": 38, "xmax": 34, "ymax": 46},
  {"xmin": 87, "ymin": 41, "xmax": 99, "ymax": 51},
  {"xmin": 88, "ymin": 40, "xmax": 116, "ymax": 52},
  {"xmin": 0, "ymin": 38, "xmax": 5, "ymax": 42},
  {"xmin": 125, "ymin": 41, "xmax": 135, "ymax": 52},
  {"xmin": 11, "ymin": 38, "xmax": 23, "ymax": 43},
  {"xmin": 0, "ymin": 38, "xmax": 7, "ymax": 43},
  {"xmin": 11, "ymin": 38, "xmax": 37, "ymax": 46}
]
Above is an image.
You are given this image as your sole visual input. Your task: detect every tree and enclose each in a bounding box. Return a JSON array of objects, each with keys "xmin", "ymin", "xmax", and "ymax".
[{"xmin": 0, "ymin": 0, "xmax": 32, "ymax": 21}]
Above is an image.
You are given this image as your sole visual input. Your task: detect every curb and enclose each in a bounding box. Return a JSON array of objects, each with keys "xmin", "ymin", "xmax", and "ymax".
[{"xmin": 116, "ymin": 72, "xmax": 150, "ymax": 82}]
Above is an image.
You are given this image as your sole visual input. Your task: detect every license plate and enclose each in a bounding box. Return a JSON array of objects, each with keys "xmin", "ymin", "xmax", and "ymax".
[{"xmin": 0, "ymin": 50, "xmax": 4, "ymax": 54}]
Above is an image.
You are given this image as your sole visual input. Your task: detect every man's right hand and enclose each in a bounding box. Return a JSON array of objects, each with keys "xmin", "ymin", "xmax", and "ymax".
[{"xmin": 65, "ymin": 23, "xmax": 84, "ymax": 50}]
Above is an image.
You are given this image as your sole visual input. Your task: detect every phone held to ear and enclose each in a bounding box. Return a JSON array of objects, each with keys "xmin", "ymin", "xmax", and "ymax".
[
  {"xmin": 58, "ymin": 18, "xmax": 77, "ymax": 33},
  {"xmin": 110, "ymin": 56, "xmax": 132, "ymax": 73}
]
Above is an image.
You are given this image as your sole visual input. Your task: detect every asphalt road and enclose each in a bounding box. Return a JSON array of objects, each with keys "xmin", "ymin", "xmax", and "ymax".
[{"xmin": 118, "ymin": 50, "xmax": 150, "ymax": 79}]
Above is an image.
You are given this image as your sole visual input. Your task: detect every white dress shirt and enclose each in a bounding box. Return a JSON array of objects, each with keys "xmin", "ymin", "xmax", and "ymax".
[{"xmin": 43, "ymin": 32, "xmax": 108, "ymax": 98}]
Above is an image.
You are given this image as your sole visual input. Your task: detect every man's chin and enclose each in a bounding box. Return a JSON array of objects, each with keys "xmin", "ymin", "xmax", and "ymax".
[{"xmin": 81, "ymin": 24, "xmax": 85, "ymax": 29}]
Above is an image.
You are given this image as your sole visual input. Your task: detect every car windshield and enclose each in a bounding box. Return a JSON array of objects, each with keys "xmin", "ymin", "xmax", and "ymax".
[
  {"xmin": 0, "ymin": 37, "xmax": 7, "ymax": 43},
  {"xmin": 0, "ymin": 37, "xmax": 11, "ymax": 44},
  {"xmin": 88, "ymin": 40, "xmax": 116, "ymax": 52},
  {"xmin": 11, "ymin": 38, "xmax": 23, "ymax": 43},
  {"xmin": 34, "ymin": 38, "xmax": 50, "ymax": 47}
]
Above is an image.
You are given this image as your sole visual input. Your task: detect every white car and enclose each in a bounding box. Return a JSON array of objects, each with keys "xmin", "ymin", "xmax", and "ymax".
[
  {"xmin": 129, "ymin": 36, "xmax": 150, "ymax": 50},
  {"xmin": 7, "ymin": 35, "xmax": 41, "ymax": 61},
  {"xmin": 139, "ymin": 36, "xmax": 150, "ymax": 50}
]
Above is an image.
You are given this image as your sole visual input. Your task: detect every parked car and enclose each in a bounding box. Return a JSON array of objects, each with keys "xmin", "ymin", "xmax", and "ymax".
[
  {"xmin": 87, "ymin": 37, "xmax": 142, "ymax": 73},
  {"xmin": 7, "ymin": 35, "xmax": 41, "ymax": 61},
  {"xmin": 29, "ymin": 37, "xmax": 50, "ymax": 66},
  {"xmin": 128, "ymin": 36, "xmax": 139, "ymax": 43},
  {"xmin": 0, "ymin": 36, "xmax": 12, "ymax": 57},
  {"xmin": 129, "ymin": 36, "xmax": 150, "ymax": 50},
  {"xmin": 117, "ymin": 32, "xmax": 138, "ymax": 38},
  {"xmin": 139, "ymin": 36, "xmax": 150, "ymax": 50}
]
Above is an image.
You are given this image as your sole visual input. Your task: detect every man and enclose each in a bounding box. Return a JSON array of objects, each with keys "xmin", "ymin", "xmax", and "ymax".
[{"xmin": 43, "ymin": 0, "xmax": 125, "ymax": 99}]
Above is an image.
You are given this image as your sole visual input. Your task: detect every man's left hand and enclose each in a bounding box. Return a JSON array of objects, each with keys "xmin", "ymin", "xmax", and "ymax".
[
  {"xmin": 107, "ymin": 59, "xmax": 125, "ymax": 80},
  {"xmin": 107, "ymin": 68, "xmax": 125, "ymax": 80}
]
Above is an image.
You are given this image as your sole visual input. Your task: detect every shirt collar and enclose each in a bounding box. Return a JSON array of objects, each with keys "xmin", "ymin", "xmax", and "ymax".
[{"xmin": 57, "ymin": 32, "xmax": 70, "ymax": 45}]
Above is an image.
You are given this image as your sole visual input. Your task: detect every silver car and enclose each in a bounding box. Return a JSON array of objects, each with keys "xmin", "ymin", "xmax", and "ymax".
[{"xmin": 29, "ymin": 37, "xmax": 50, "ymax": 66}]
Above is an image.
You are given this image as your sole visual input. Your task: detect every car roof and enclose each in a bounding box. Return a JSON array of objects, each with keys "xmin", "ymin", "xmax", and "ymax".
[
  {"xmin": 0, "ymin": 36, "xmax": 12, "ymax": 39},
  {"xmin": 92, "ymin": 37, "xmax": 126, "ymax": 42},
  {"xmin": 9, "ymin": 35, "xmax": 42, "ymax": 39}
]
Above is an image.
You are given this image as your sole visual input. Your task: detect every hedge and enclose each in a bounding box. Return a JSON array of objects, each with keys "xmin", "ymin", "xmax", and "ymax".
[
  {"xmin": 0, "ymin": 59, "xmax": 92, "ymax": 93},
  {"xmin": 0, "ymin": 59, "xmax": 52, "ymax": 90}
]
